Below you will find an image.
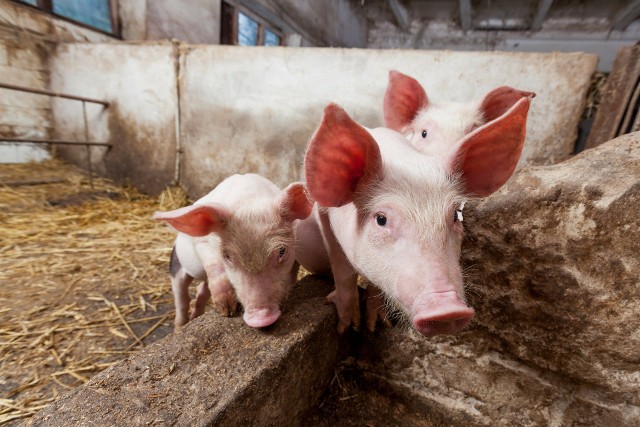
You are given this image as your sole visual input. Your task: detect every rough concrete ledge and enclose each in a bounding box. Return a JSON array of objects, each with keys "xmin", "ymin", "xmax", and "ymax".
[
  {"xmin": 358, "ymin": 326, "xmax": 640, "ymax": 426},
  {"xmin": 29, "ymin": 276, "xmax": 340, "ymax": 426}
]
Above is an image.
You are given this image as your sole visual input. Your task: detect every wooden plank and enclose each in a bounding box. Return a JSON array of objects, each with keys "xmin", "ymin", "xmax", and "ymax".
[
  {"xmin": 585, "ymin": 45, "xmax": 640, "ymax": 150},
  {"xmin": 619, "ymin": 76, "xmax": 640, "ymax": 134}
]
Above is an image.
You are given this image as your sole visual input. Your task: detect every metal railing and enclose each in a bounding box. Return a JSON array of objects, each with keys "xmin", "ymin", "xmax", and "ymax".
[{"xmin": 0, "ymin": 82, "xmax": 112, "ymax": 187}]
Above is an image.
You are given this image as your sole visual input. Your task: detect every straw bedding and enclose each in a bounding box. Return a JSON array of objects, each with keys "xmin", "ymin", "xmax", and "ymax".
[{"xmin": 0, "ymin": 159, "xmax": 186, "ymax": 424}]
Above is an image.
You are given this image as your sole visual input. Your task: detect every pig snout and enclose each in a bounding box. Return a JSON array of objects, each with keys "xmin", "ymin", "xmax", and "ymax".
[
  {"xmin": 242, "ymin": 307, "xmax": 282, "ymax": 328},
  {"xmin": 411, "ymin": 290, "xmax": 474, "ymax": 337}
]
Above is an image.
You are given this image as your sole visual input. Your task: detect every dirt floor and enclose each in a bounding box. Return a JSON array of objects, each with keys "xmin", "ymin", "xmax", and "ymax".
[
  {"xmin": 0, "ymin": 159, "xmax": 184, "ymax": 424},
  {"xmin": 0, "ymin": 159, "xmax": 436, "ymax": 426},
  {"xmin": 308, "ymin": 357, "xmax": 440, "ymax": 427}
]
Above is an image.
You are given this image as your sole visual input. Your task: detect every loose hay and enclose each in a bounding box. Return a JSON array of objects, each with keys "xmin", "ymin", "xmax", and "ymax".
[{"xmin": 0, "ymin": 159, "xmax": 187, "ymax": 424}]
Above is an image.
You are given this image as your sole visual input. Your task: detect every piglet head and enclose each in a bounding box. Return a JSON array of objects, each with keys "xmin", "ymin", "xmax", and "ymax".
[
  {"xmin": 384, "ymin": 70, "xmax": 534, "ymax": 164},
  {"xmin": 306, "ymin": 104, "xmax": 473, "ymax": 336},
  {"xmin": 153, "ymin": 183, "xmax": 312, "ymax": 328},
  {"xmin": 306, "ymin": 100, "xmax": 530, "ymax": 337}
]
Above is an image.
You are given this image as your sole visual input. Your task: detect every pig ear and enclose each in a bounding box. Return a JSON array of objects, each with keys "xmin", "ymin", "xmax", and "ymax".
[
  {"xmin": 383, "ymin": 70, "xmax": 428, "ymax": 132},
  {"xmin": 452, "ymin": 90, "xmax": 534, "ymax": 197},
  {"xmin": 280, "ymin": 182, "xmax": 313, "ymax": 221},
  {"xmin": 153, "ymin": 204, "xmax": 227, "ymax": 237},
  {"xmin": 305, "ymin": 104, "xmax": 382, "ymax": 207},
  {"xmin": 479, "ymin": 86, "xmax": 536, "ymax": 123}
]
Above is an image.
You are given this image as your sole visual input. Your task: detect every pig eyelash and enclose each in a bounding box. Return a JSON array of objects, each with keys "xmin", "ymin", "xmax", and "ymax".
[
  {"xmin": 277, "ymin": 246, "xmax": 287, "ymax": 262},
  {"xmin": 375, "ymin": 213, "xmax": 387, "ymax": 227}
]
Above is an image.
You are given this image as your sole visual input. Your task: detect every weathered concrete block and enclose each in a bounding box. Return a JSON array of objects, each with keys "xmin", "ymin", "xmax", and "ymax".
[
  {"xmin": 464, "ymin": 132, "xmax": 640, "ymax": 393},
  {"xmin": 357, "ymin": 132, "xmax": 640, "ymax": 425},
  {"xmin": 29, "ymin": 276, "xmax": 341, "ymax": 426},
  {"xmin": 359, "ymin": 327, "xmax": 640, "ymax": 426},
  {"xmin": 0, "ymin": 43, "xmax": 8, "ymax": 66}
]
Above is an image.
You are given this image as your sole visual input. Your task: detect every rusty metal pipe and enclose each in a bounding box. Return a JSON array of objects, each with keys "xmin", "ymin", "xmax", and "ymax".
[
  {"xmin": 0, "ymin": 82, "xmax": 109, "ymax": 106},
  {"xmin": 0, "ymin": 138, "xmax": 112, "ymax": 147}
]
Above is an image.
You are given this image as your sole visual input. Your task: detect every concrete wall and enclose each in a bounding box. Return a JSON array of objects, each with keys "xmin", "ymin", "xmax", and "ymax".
[
  {"xmin": 49, "ymin": 42, "xmax": 178, "ymax": 194},
  {"xmin": 0, "ymin": 0, "xmax": 116, "ymax": 163},
  {"xmin": 364, "ymin": 0, "xmax": 640, "ymax": 72},
  {"xmin": 119, "ymin": 0, "xmax": 363, "ymax": 47},
  {"xmin": 50, "ymin": 43, "xmax": 596, "ymax": 197},
  {"xmin": 146, "ymin": 0, "xmax": 221, "ymax": 44},
  {"xmin": 250, "ymin": 0, "xmax": 367, "ymax": 47},
  {"xmin": 179, "ymin": 46, "xmax": 596, "ymax": 196}
]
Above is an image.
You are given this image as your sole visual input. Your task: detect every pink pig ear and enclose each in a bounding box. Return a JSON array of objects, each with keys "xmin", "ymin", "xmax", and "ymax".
[
  {"xmin": 305, "ymin": 104, "xmax": 382, "ymax": 207},
  {"xmin": 480, "ymin": 86, "xmax": 536, "ymax": 122},
  {"xmin": 452, "ymin": 89, "xmax": 534, "ymax": 197},
  {"xmin": 153, "ymin": 204, "xmax": 227, "ymax": 237},
  {"xmin": 280, "ymin": 182, "xmax": 312, "ymax": 221},
  {"xmin": 383, "ymin": 70, "xmax": 428, "ymax": 132}
]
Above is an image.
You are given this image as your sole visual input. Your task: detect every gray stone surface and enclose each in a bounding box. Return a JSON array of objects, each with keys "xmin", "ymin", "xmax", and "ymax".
[
  {"xmin": 358, "ymin": 132, "xmax": 640, "ymax": 425},
  {"xmin": 28, "ymin": 275, "xmax": 341, "ymax": 426}
]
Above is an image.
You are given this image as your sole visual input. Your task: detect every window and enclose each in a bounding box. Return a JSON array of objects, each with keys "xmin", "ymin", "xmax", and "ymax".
[
  {"xmin": 14, "ymin": 0, "xmax": 117, "ymax": 36},
  {"xmin": 221, "ymin": 1, "xmax": 283, "ymax": 46}
]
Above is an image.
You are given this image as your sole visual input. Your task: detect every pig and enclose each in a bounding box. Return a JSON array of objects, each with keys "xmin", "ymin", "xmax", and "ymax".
[
  {"xmin": 153, "ymin": 174, "xmax": 312, "ymax": 329},
  {"xmin": 384, "ymin": 69, "xmax": 535, "ymax": 161},
  {"xmin": 297, "ymin": 96, "xmax": 532, "ymax": 336}
]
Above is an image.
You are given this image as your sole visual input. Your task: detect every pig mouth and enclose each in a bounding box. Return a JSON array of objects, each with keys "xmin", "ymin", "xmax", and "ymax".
[
  {"xmin": 411, "ymin": 291, "xmax": 474, "ymax": 337},
  {"xmin": 243, "ymin": 307, "xmax": 282, "ymax": 328}
]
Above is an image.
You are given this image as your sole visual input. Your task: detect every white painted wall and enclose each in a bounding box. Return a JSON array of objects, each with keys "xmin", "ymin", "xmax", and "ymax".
[
  {"xmin": 49, "ymin": 43, "xmax": 596, "ymax": 196},
  {"xmin": 49, "ymin": 42, "xmax": 178, "ymax": 194},
  {"xmin": 179, "ymin": 46, "xmax": 596, "ymax": 196}
]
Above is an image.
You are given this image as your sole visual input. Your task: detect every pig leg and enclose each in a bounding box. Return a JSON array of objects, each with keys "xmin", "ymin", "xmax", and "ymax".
[
  {"xmin": 363, "ymin": 284, "xmax": 392, "ymax": 333},
  {"xmin": 319, "ymin": 210, "xmax": 360, "ymax": 333},
  {"xmin": 205, "ymin": 264, "xmax": 238, "ymax": 317},
  {"xmin": 190, "ymin": 281, "xmax": 211, "ymax": 320},
  {"xmin": 170, "ymin": 246, "xmax": 194, "ymax": 329}
]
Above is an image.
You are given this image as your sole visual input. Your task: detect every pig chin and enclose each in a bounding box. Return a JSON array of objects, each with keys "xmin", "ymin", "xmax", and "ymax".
[
  {"xmin": 242, "ymin": 307, "xmax": 282, "ymax": 328},
  {"xmin": 410, "ymin": 290, "xmax": 474, "ymax": 337}
]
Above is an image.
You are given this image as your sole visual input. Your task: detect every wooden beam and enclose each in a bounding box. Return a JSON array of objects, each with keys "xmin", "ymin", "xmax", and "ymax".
[
  {"xmin": 531, "ymin": 0, "xmax": 554, "ymax": 31},
  {"xmin": 389, "ymin": 0, "xmax": 410, "ymax": 31},
  {"xmin": 459, "ymin": 0, "xmax": 472, "ymax": 31},
  {"xmin": 611, "ymin": 0, "xmax": 640, "ymax": 32},
  {"xmin": 585, "ymin": 45, "xmax": 640, "ymax": 149}
]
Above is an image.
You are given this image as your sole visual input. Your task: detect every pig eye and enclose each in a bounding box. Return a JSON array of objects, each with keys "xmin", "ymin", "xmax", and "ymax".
[
  {"xmin": 223, "ymin": 250, "xmax": 232, "ymax": 262},
  {"xmin": 375, "ymin": 213, "xmax": 387, "ymax": 227},
  {"xmin": 421, "ymin": 130, "xmax": 427, "ymax": 138},
  {"xmin": 277, "ymin": 246, "xmax": 287, "ymax": 261}
]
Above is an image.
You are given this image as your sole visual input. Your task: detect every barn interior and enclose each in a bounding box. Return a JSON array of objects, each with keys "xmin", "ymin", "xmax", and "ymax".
[{"xmin": 1, "ymin": 1, "xmax": 639, "ymax": 425}]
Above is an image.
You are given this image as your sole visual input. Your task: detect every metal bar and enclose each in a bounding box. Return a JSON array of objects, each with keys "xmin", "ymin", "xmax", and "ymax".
[
  {"xmin": 610, "ymin": 0, "xmax": 640, "ymax": 32},
  {"xmin": 389, "ymin": 0, "xmax": 411, "ymax": 31},
  {"xmin": 0, "ymin": 82, "xmax": 109, "ymax": 106},
  {"xmin": 82, "ymin": 101, "xmax": 94, "ymax": 189},
  {"xmin": 531, "ymin": 0, "xmax": 555, "ymax": 31},
  {"xmin": 459, "ymin": 0, "xmax": 472, "ymax": 31},
  {"xmin": 0, "ymin": 138, "xmax": 112, "ymax": 147}
]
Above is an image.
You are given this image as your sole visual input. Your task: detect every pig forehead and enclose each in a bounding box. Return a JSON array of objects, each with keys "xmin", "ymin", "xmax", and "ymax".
[
  {"xmin": 223, "ymin": 215, "xmax": 294, "ymax": 273},
  {"xmin": 414, "ymin": 102, "xmax": 483, "ymax": 138}
]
